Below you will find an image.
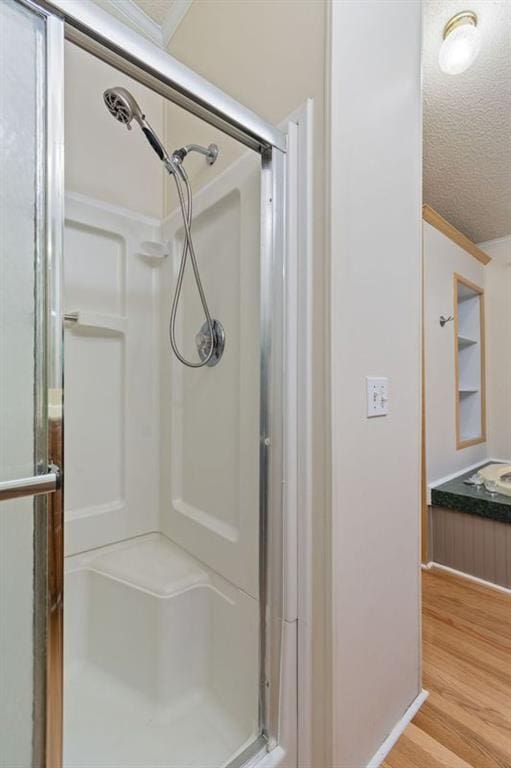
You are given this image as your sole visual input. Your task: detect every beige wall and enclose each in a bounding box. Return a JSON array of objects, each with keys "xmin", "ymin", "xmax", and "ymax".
[
  {"xmin": 424, "ymin": 222, "xmax": 487, "ymax": 482},
  {"xmin": 163, "ymin": 0, "xmax": 326, "ymax": 212},
  {"xmin": 424, "ymin": 227, "xmax": 511, "ymax": 482},
  {"xmin": 64, "ymin": 41, "xmax": 165, "ymax": 219},
  {"xmin": 167, "ymin": 0, "xmax": 325, "ymax": 126},
  {"xmin": 165, "ymin": 1, "xmax": 330, "ymax": 764},
  {"xmin": 482, "ymin": 236, "xmax": 511, "ymax": 461},
  {"xmin": 330, "ymin": 1, "xmax": 422, "ymax": 765}
]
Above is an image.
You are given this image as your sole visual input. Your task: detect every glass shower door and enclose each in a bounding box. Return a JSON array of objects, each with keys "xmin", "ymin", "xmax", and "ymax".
[{"xmin": 0, "ymin": 1, "xmax": 63, "ymax": 766}]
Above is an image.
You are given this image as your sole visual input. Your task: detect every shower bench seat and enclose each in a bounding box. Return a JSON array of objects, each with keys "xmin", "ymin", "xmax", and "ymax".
[{"xmin": 63, "ymin": 533, "xmax": 258, "ymax": 768}]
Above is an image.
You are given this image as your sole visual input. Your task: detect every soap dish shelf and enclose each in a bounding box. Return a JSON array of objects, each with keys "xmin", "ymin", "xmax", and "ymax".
[{"xmin": 64, "ymin": 311, "xmax": 127, "ymax": 335}]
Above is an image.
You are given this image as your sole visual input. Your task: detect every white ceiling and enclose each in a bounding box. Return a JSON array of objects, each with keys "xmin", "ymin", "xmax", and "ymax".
[{"xmin": 423, "ymin": 0, "xmax": 511, "ymax": 243}]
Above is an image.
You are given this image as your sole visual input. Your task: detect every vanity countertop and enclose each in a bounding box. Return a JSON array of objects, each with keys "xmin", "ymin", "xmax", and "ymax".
[{"xmin": 431, "ymin": 463, "xmax": 511, "ymax": 524}]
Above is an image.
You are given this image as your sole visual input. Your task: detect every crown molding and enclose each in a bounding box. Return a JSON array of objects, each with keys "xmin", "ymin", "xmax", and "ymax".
[
  {"xmin": 161, "ymin": 0, "xmax": 193, "ymax": 47},
  {"xmin": 99, "ymin": 0, "xmax": 163, "ymax": 46},
  {"xmin": 423, "ymin": 204, "xmax": 491, "ymax": 265},
  {"xmin": 97, "ymin": 0, "xmax": 193, "ymax": 49}
]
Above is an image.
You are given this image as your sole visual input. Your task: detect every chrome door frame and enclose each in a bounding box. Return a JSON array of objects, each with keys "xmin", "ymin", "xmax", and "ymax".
[
  {"xmin": 26, "ymin": 1, "xmax": 288, "ymax": 766},
  {"xmin": 6, "ymin": 2, "xmax": 64, "ymax": 766},
  {"xmin": 44, "ymin": 12, "xmax": 65, "ymax": 768}
]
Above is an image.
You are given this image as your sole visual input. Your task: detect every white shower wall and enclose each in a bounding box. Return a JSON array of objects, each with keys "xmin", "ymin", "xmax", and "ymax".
[
  {"xmin": 64, "ymin": 193, "xmax": 161, "ymax": 555},
  {"xmin": 64, "ymin": 42, "xmax": 165, "ymax": 220},
  {"xmin": 64, "ymin": 150, "xmax": 262, "ymax": 585},
  {"xmin": 159, "ymin": 152, "xmax": 261, "ymax": 597},
  {"xmin": 63, "ymin": 149, "xmax": 262, "ymax": 766}
]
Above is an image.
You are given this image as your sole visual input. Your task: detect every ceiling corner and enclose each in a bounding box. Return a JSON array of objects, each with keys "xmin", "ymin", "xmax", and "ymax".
[
  {"xmin": 99, "ymin": 0, "xmax": 164, "ymax": 46},
  {"xmin": 161, "ymin": 0, "xmax": 194, "ymax": 48},
  {"xmin": 97, "ymin": 0, "xmax": 193, "ymax": 49}
]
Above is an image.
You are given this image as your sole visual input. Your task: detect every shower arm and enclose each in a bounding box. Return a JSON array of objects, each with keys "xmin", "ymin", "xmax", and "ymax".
[{"xmin": 172, "ymin": 143, "xmax": 218, "ymax": 166}]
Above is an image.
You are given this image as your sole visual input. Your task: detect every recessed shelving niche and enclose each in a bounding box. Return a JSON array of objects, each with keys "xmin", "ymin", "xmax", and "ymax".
[{"xmin": 454, "ymin": 273, "xmax": 486, "ymax": 449}]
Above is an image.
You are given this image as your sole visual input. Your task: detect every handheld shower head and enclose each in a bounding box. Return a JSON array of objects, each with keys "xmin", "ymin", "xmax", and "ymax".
[
  {"xmin": 103, "ymin": 85, "xmax": 222, "ymax": 368},
  {"xmin": 103, "ymin": 87, "xmax": 144, "ymax": 128},
  {"xmin": 103, "ymin": 86, "xmax": 170, "ymax": 163}
]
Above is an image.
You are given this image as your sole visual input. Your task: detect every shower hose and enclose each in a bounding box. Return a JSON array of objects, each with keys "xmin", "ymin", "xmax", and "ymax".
[{"xmin": 165, "ymin": 159, "xmax": 215, "ymax": 368}]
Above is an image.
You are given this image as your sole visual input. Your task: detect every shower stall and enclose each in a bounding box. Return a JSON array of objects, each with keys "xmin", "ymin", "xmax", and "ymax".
[
  {"xmin": 0, "ymin": 1, "xmax": 308, "ymax": 766},
  {"xmin": 62, "ymin": 58, "xmax": 264, "ymax": 766}
]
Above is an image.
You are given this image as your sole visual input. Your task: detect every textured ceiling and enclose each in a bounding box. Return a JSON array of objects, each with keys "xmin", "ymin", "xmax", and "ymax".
[
  {"xmin": 423, "ymin": 0, "xmax": 511, "ymax": 243},
  {"xmin": 133, "ymin": 0, "xmax": 174, "ymax": 25}
]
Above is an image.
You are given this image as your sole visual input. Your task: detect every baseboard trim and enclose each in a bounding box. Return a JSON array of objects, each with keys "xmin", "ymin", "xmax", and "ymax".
[
  {"xmin": 366, "ymin": 689, "xmax": 429, "ymax": 768},
  {"xmin": 428, "ymin": 562, "xmax": 511, "ymax": 595}
]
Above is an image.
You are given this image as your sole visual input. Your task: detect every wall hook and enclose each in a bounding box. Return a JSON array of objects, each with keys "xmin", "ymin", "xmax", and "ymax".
[{"xmin": 439, "ymin": 315, "xmax": 454, "ymax": 327}]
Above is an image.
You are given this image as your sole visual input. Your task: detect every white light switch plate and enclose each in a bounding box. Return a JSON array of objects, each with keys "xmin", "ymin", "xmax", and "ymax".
[{"xmin": 366, "ymin": 377, "xmax": 389, "ymax": 417}]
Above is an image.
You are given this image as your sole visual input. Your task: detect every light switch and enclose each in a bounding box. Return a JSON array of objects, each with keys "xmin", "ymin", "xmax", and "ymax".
[{"xmin": 366, "ymin": 377, "xmax": 389, "ymax": 417}]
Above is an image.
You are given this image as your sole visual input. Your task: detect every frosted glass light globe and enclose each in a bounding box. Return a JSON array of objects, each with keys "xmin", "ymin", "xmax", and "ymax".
[{"xmin": 439, "ymin": 20, "xmax": 481, "ymax": 75}]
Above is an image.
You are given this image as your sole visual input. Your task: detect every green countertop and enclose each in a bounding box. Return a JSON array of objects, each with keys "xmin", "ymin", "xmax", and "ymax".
[{"xmin": 431, "ymin": 463, "xmax": 511, "ymax": 524}]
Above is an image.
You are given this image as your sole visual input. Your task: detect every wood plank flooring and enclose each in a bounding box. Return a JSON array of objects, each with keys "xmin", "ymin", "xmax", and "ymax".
[{"xmin": 383, "ymin": 567, "xmax": 511, "ymax": 768}]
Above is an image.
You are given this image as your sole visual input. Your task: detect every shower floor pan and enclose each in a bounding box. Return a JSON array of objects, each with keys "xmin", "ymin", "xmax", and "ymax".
[{"xmin": 63, "ymin": 533, "xmax": 259, "ymax": 768}]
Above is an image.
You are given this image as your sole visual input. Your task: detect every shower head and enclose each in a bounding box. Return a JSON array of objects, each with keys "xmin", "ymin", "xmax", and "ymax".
[
  {"xmin": 103, "ymin": 87, "xmax": 144, "ymax": 128},
  {"xmin": 103, "ymin": 86, "xmax": 170, "ymax": 164}
]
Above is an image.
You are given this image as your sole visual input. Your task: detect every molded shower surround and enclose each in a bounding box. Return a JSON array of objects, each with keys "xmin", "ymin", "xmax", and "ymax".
[
  {"xmin": 63, "ymin": 152, "xmax": 262, "ymax": 766},
  {"xmin": 63, "ymin": 534, "xmax": 259, "ymax": 767}
]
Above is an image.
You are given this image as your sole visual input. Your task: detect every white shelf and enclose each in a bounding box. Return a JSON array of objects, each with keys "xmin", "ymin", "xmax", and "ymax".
[
  {"xmin": 137, "ymin": 240, "xmax": 169, "ymax": 266},
  {"xmin": 455, "ymin": 275, "xmax": 485, "ymax": 447},
  {"xmin": 457, "ymin": 334, "xmax": 477, "ymax": 347},
  {"xmin": 64, "ymin": 311, "xmax": 127, "ymax": 335},
  {"xmin": 458, "ymin": 282, "xmax": 479, "ymax": 301}
]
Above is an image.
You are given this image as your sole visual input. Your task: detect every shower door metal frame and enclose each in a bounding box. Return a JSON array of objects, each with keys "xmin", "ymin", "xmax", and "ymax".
[
  {"xmin": 6, "ymin": 1, "xmax": 65, "ymax": 765},
  {"xmin": 29, "ymin": 1, "xmax": 289, "ymax": 766},
  {"xmin": 43, "ymin": 0, "xmax": 286, "ymax": 155}
]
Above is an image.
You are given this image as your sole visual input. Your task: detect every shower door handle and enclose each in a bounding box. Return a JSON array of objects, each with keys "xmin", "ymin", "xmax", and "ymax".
[{"xmin": 0, "ymin": 464, "xmax": 61, "ymax": 502}]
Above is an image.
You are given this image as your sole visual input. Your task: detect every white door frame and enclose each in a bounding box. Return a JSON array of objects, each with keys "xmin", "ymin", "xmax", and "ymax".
[{"xmin": 238, "ymin": 100, "xmax": 314, "ymax": 768}]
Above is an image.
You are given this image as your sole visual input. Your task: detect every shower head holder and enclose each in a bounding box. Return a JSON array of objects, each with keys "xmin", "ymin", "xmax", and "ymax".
[{"xmin": 195, "ymin": 320, "xmax": 225, "ymax": 367}]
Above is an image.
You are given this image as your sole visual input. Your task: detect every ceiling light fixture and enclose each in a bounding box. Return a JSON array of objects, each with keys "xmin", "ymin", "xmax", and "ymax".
[{"xmin": 439, "ymin": 11, "xmax": 481, "ymax": 75}]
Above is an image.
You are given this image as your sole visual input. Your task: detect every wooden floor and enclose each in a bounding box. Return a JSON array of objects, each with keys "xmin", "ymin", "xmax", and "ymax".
[{"xmin": 383, "ymin": 567, "xmax": 511, "ymax": 768}]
